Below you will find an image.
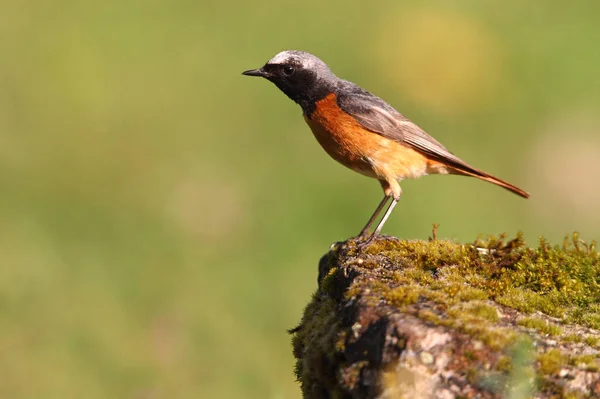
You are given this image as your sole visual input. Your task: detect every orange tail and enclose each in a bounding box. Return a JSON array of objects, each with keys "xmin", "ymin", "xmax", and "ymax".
[{"xmin": 450, "ymin": 166, "xmax": 530, "ymax": 199}]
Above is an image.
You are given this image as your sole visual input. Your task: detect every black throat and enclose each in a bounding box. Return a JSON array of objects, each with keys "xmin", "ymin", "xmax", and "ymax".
[
  {"xmin": 296, "ymin": 82, "xmax": 333, "ymax": 115},
  {"xmin": 271, "ymin": 75, "xmax": 336, "ymax": 116}
]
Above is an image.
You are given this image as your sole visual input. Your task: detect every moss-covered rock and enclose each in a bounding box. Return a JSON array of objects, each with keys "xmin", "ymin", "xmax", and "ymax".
[{"xmin": 290, "ymin": 233, "xmax": 600, "ymax": 399}]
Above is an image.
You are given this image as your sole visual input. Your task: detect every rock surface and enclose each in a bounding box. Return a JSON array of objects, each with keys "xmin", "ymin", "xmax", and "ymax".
[{"xmin": 290, "ymin": 234, "xmax": 600, "ymax": 399}]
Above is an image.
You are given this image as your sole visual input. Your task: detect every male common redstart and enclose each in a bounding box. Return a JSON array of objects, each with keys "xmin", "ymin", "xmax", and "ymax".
[{"xmin": 243, "ymin": 50, "xmax": 529, "ymax": 241}]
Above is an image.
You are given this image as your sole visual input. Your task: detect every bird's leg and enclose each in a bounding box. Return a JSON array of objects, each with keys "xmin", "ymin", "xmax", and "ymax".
[
  {"xmin": 357, "ymin": 194, "xmax": 391, "ymax": 238},
  {"xmin": 358, "ymin": 183, "xmax": 402, "ymax": 248},
  {"xmin": 372, "ymin": 197, "xmax": 398, "ymax": 236}
]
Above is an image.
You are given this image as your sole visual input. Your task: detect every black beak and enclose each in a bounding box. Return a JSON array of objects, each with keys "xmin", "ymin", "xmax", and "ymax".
[{"xmin": 242, "ymin": 68, "xmax": 265, "ymax": 77}]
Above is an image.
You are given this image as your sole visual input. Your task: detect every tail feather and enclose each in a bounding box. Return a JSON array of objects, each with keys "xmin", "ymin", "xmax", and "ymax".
[{"xmin": 450, "ymin": 165, "xmax": 530, "ymax": 199}]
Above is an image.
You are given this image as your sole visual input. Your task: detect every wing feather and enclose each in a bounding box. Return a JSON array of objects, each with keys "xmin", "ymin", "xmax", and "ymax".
[
  {"xmin": 336, "ymin": 86, "xmax": 472, "ymax": 171},
  {"xmin": 334, "ymin": 81, "xmax": 530, "ymax": 198}
]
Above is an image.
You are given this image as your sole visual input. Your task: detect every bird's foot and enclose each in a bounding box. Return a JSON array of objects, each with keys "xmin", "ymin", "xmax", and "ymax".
[
  {"xmin": 355, "ymin": 232, "xmax": 378, "ymax": 251},
  {"xmin": 355, "ymin": 231, "xmax": 370, "ymax": 241}
]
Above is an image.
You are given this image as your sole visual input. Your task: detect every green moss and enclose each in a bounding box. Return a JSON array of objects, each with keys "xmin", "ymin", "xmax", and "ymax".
[
  {"xmin": 517, "ymin": 317, "xmax": 562, "ymax": 336},
  {"xmin": 456, "ymin": 286, "xmax": 489, "ymax": 302},
  {"xmin": 417, "ymin": 309, "xmax": 443, "ymax": 325},
  {"xmin": 345, "ymin": 233, "xmax": 600, "ymax": 351},
  {"xmin": 570, "ymin": 354, "xmax": 599, "ymax": 372},
  {"xmin": 291, "ymin": 293, "xmax": 345, "ymax": 398},
  {"xmin": 537, "ymin": 349, "xmax": 567, "ymax": 375},
  {"xmin": 447, "ymin": 304, "xmax": 496, "ymax": 327},
  {"xmin": 420, "ymin": 289, "xmax": 449, "ymax": 305},
  {"xmin": 580, "ymin": 313, "xmax": 600, "ymax": 329},
  {"xmin": 563, "ymin": 334, "xmax": 583, "ymax": 343},
  {"xmin": 386, "ymin": 286, "xmax": 421, "ymax": 307},
  {"xmin": 393, "ymin": 268, "xmax": 434, "ymax": 285},
  {"xmin": 293, "ymin": 232, "xmax": 600, "ymax": 397},
  {"xmin": 320, "ymin": 267, "xmax": 338, "ymax": 295},
  {"xmin": 467, "ymin": 234, "xmax": 599, "ymax": 329},
  {"xmin": 464, "ymin": 302, "xmax": 499, "ymax": 322},
  {"xmin": 345, "ymin": 280, "xmax": 390, "ymax": 301},
  {"xmin": 463, "ymin": 324, "xmax": 518, "ymax": 351},
  {"xmin": 495, "ymin": 288, "xmax": 563, "ymax": 317}
]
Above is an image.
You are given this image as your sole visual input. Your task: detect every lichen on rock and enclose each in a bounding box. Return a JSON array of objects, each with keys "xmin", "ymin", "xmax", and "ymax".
[{"xmin": 290, "ymin": 233, "xmax": 600, "ymax": 398}]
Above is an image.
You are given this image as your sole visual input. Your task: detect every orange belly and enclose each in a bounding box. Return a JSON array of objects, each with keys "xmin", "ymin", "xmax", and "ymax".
[{"xmin": 304, "ymin": 93, "xmax": 430, "ymax": 182}]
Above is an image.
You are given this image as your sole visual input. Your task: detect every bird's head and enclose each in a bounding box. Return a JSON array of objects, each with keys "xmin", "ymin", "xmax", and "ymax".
[{"xmin": 243, "ymin": 50, "xmax": 335, "ymax": 111}]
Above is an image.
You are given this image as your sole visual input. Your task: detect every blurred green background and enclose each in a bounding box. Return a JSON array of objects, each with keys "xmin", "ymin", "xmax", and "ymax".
[{"xmin": 1, "ymin": 0, "xmax": 599, "ymax": 398}]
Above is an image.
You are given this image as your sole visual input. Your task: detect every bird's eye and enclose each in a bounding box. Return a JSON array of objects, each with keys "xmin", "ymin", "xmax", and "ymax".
[{"xmin": 283, "ymin": 65, "xmax": 294, "ymax": 76}]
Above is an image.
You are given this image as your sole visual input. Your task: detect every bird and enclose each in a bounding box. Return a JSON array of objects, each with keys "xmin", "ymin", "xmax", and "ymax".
[{"xmin": 242, "ymin": 50, "xmax": 529, "ymax": 243}]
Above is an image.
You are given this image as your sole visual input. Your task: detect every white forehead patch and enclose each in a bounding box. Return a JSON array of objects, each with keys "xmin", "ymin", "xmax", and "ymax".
[
  {"xmin": 265, "ymin": 50, "xmax": 333, "ymax": 76},
  {"xmin": 268, "ymin": 51, "xmax": 294, "ymax": 64},
  {"xmin": 267, "ymin": 50, "xmax": 317, "ymax": 68}
]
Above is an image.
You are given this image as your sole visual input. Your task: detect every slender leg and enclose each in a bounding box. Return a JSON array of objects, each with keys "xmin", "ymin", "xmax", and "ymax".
[
  {"xmin": 357, "ymin": 198, "xmax": 398, "ymax": 248},
  {"xmin": 372, "ymin": 198, "xmax": 398, "ymax": 236},
  {"xmin": 358, "ymin": 180, "xmax": 402, "ymax": 248},
  {"xmin": 357, "ymin": 194, "xmax": 391, "ymax": 238}
]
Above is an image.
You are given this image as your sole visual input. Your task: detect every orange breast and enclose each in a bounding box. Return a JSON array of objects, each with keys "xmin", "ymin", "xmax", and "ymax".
[{"xmin": 304, "ymin": 93, "xmax": 430, "ymax": 182}]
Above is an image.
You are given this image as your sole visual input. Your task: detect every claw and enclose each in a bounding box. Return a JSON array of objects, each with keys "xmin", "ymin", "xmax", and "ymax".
[{"xmin": 356, "ymin": 233, "xmax": 377, "ymax": 251}]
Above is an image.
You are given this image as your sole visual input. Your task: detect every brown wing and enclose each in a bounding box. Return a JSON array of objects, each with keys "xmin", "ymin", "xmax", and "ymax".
[
  {"xmin": 336, "ymin": 85, "xmax": 530, "ymax": 198},
  {"xmin": 336, "ymin": 88, "xmax": 473, "ymax": 172}
]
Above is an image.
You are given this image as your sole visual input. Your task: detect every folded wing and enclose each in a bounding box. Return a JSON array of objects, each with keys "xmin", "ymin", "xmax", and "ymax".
[{"xmin": 335, "ymin": 83, "xmax": 530, "ymax": 198}]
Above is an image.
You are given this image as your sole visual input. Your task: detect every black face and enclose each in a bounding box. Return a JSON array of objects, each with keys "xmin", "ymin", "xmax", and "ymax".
[{"xmin": 243, "ymin": 59, "xmax": 332, "ymax": 114}]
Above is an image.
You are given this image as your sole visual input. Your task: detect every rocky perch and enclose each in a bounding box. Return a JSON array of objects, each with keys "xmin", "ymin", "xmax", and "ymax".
[{"xmin": 290, "ymin": 233, "xmax": 600, "ymax": 399}]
